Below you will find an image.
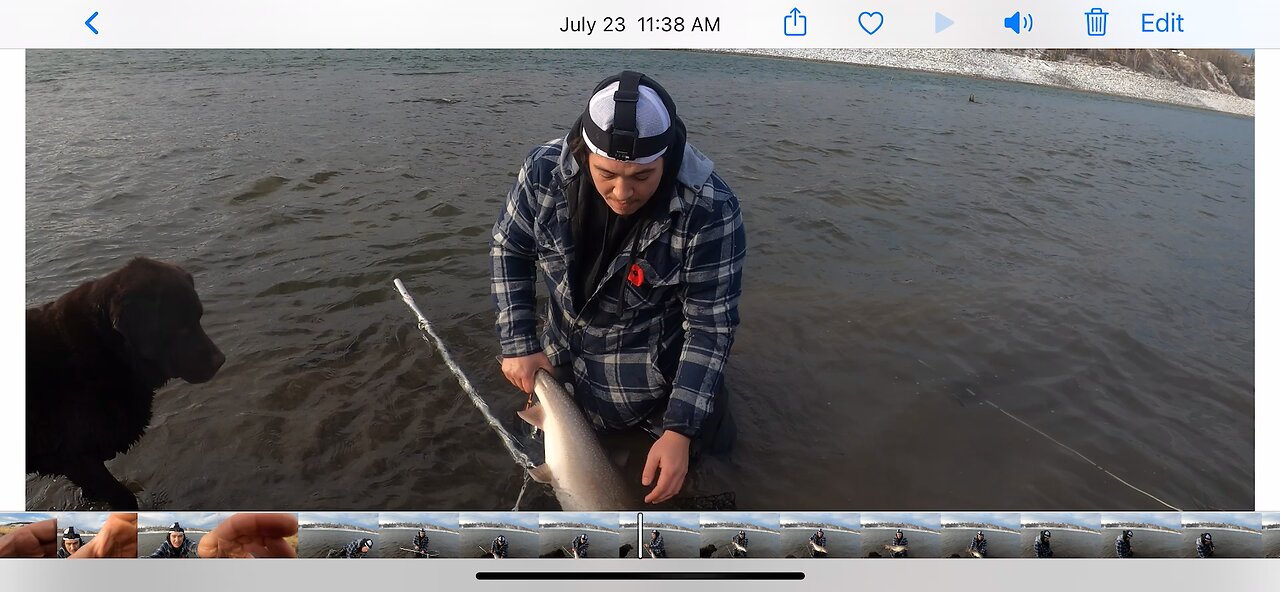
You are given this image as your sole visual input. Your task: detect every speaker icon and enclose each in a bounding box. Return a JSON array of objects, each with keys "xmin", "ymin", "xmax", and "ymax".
[{"xmin": 1003, "ymin": 11, "xmax": 1033, "ymax": 34}]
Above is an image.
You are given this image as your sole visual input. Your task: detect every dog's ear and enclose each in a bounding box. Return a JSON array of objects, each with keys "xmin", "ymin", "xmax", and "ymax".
[{"xmin": 109, "ymin": 292, "xmax": 164, "ymax": 362}]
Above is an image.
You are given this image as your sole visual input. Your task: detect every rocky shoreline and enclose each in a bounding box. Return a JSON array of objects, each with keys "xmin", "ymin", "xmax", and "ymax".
[{"xmin": 710, "ymin": 49, "xmax": 1254, "ymax": 117}]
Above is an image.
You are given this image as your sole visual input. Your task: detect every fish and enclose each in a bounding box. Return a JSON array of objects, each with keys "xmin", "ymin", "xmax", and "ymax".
[
  {"xmin": 517, "ymin": 370, "xmax": 630, "ymax": 511},
  {"xmin": 810, "ymin": 541, "xmax": 829, "ymax": 555},
  {"xmin": 478, "ymin": 545, "xmax": 501, "ymax": 558},
  {"xmin": 399, "ymin": 547, "xmax": 437, "ymax": 557},
  {"xmin": 885, "ymin": 544, "xmax": 909, "ymax": 554},
  {"xmin": 645, "ymin": 544, "xmax": 657, "ymax": 559},
  {"xmin": 968, "ymin": 549, "xmax": 984, "ymax": 558},
  {"xmin": 732, "ymin": 541, "xmax": 749, "ymax": 555}
]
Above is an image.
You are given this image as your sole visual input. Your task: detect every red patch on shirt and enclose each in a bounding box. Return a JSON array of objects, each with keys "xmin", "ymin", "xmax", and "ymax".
[{"xmin": 627, "ymin": 263, "xmax": 644, "ymax": 287}]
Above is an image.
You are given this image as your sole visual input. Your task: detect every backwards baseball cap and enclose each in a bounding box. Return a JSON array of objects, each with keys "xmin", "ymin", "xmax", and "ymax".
[
  {"xmin": 580, "ymin": 71, "xmax": 676, "ymax": 164},
  {"xmin": 63, "ymin": 527, "xmax": 81, "ymax": 540},
  {"xmin": 170, "ymin": 522, "xmax": 185, "ymax": 533}
]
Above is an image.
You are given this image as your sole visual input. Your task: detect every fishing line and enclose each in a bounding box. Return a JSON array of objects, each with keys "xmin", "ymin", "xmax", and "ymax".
[
  {"xmin": 393, "ymin": 278, "xmax": 534, "ymax": 471},
  {"xmin": 979, "ymin": 396, "xmax": 1181, "ymax": 511}
]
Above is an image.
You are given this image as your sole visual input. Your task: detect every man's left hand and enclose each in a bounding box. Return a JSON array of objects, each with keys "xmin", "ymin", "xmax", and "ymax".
[{"xmin": 642, "ymin": 430, "xmax": 691, "ymax": 504}]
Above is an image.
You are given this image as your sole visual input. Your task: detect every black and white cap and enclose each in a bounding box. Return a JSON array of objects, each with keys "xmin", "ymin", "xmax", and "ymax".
[
  {"xmin": 580, "ymin": 71, "xmax": 675, "ymax": 164},
  {"xmin": 170, "ymin": 522, "xmax": 185, "ymax": 533},
  {"xmin": 63, "ymin": 527, "xmax": 81, "ymax": 540}
]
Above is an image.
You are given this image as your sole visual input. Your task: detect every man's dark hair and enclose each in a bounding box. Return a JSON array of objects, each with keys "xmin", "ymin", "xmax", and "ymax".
[{"xmin": 566, "ymin": 131, "xmax": 591, "ymax": 168}]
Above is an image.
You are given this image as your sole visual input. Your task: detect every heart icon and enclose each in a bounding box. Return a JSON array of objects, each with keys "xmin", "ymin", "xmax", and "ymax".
[{"xmin": 858, "ymin": 11, "xmax": 884, "ymax": 35}]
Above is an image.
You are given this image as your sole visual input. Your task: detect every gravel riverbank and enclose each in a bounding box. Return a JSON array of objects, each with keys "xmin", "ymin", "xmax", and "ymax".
[{"xmin": 710, "ymin": 49, "xmax": 1254, "ymax": 117}]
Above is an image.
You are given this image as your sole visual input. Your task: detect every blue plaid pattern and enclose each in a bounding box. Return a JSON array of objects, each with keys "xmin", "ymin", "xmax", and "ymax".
[
  {"xmin": 491, "ymin": 137, "xmax": 744, "ymax": 438},
  {"xmin": 1115, "ymin": 535, "xmax": 1131, "ymax": 558},
  {"xmin": 969, "ymin": 536, "xmax": 987, "ymax": 556}
]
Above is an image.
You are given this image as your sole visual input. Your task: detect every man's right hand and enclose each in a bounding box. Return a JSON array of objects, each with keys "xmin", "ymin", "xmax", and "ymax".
[{"xmin": 501, "ymin": 352, "xmax": 554, "ymax": 394}]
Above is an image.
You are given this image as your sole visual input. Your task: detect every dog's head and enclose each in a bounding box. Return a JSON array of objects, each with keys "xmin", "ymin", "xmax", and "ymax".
[{"xmin": 103, "ymin": 258, "xmax": 225, "ymax": 384}]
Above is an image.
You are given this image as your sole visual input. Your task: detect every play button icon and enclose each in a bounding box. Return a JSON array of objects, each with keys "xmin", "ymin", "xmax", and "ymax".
[{"xmin": 935, "ymin": 12, "xmax": 954, "ymax": 33}]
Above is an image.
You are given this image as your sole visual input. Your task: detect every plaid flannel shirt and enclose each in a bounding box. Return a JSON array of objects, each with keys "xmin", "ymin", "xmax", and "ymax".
[{"xmin": 491, "ymin": 136, "xmax": 744, "ymax": 438}]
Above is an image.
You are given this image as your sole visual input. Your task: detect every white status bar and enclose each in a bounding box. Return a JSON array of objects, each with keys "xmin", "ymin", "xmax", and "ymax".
[{"xmin": 0, "ymin": 1, "xmax": 1275, "ymax": 48}]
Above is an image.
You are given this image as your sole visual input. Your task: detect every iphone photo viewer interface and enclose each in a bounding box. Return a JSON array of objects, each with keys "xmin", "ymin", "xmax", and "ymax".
[{"xmin": 1, "ymin": 1, "xmax": 1275, "ymax": 589}]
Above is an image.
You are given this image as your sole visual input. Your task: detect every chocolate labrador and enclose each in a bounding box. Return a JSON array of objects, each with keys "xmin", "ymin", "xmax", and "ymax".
[{"xmin": 26, "ymin": 257, "xmax": 225, "ymax": 509}]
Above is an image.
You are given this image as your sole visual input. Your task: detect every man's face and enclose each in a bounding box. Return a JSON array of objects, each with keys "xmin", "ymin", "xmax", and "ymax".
[
  {"xmin": 587, "ymin": 153, "xmax": 664, "ymax": 216},
  {"xmin": 169, "ymin": 532, "xmax": 185, "ymax": 547},
  {"xmin": 64, "ymin": 539, "xmax": 81, "ymax": 553}
]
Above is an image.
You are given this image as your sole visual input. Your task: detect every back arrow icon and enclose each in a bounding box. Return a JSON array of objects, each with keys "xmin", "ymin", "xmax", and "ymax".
[{"xmin": 86, "ymin": 12, "xmax": 99, "ymax": 35}]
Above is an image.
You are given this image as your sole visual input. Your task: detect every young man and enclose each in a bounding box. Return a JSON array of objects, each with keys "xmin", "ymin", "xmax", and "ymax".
[
  {"xmin": 412, "ymin": 528, "xmax": 430, "ymax": 558},
  {"xmin": 1115, "ymin": 530, "xmax": 1134, "ymax": 558},
  {"xmin": 647, "ymin": 529, "xmax": 666, "ymax": 558},
  {"xmin": 1196, "ymin": 532, "xmax": 1214, "ymax": 558},
  {"xmin": 1034, "ymin": 530, "xmax": 1054, "ymax": 558},
  {"xmin": 889, "ymin": 529, "xmax": 910, "ymax": 558},
  {"xmin": 969, "ymin": 531, "xmax": 988, "ymax": 558},
  {"xmin": 490, "ymin": 535, "xmax": 509, "ymax": 559},
  {"xmin": 148, "ymin": 522, "xmax": 198, "ymax": 558},
  {"xmin": 338, "ymin": 538, "xmax": 373, "ymax": 559},
  {"xmin": 570, "ymin": 533, "xmax": 589, "ymax": 558},
  {"xmin": 730, "ymin": 530, "xmax": 749, "ymax": 558},
  {"xmin": 810, "ymin": 528, "xmax": 828, "ymax": 556},
  {"xmin": 57, "ymin": 527, "xmax": 82, "ymax": 558},
  {"xmin": 492, "ymin": 71, "xmax": 745, "ymax": 505}
]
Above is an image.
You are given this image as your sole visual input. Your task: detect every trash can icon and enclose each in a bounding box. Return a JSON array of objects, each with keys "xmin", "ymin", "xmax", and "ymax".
[{"xmin": 1085, "ymin": 8, "xmax": 1108, "ymax": 36}]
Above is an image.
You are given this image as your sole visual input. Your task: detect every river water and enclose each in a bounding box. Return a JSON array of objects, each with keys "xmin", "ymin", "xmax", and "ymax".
[{"xmin": 25, "ymin": 50, "xmax": 1253, "ymax": 512}]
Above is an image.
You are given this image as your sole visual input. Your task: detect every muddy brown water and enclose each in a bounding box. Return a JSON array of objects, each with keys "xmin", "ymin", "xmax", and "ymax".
[{"xmin": 25, "ymin": 49, "xmax": 1253, "ymax": 512}]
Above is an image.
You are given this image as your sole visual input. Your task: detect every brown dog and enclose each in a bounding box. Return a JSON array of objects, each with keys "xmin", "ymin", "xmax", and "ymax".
[{"xmin": 26, "ymin": 257, "xmax": 225, "ymax": 509}]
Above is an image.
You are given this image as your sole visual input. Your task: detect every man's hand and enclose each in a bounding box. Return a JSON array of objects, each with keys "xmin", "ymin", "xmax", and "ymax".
[
  {"xmin": 0, "ymin": 518, "xmax": 57, "ymax": 558},
  {"xmin": 642, "ymin": 430, "xmax": 691, "ymax": 504},
  {"xmin": 71, "ymin": 513, "xmax": 137, "ymax": 559},
  {"xmin": 198, "ymin": 513, "xmax": 298, "ymax": 559},
  {"xmin": 501, "ymin": 352, "xmax": 554, "ymax": 394}
]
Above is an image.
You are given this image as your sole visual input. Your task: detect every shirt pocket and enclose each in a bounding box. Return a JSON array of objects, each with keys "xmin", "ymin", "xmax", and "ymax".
[{"xmin": 621, "ymin": 256, "xmax": 680, "ymax": 312}]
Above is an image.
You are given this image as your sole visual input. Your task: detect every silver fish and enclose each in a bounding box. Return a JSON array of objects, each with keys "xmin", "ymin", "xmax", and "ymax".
[{"xmin": 517, "ymin": 370, "xmax": 630, "ymax": 511}]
